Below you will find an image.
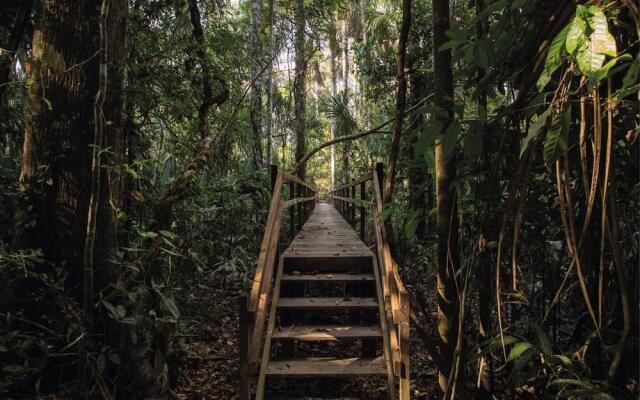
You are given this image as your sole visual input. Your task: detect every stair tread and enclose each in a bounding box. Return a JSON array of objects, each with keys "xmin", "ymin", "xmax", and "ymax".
[
  {"xmin": 281, "ymin": 273, "xmax": 374, "ymax": 282},
  {"xmin": 266, "ymin": 357, "xmax": 386, "ymax": 377},
  {"xmin": 277, "ymin": 297, "xmax": 378, "ymax": 309},
  {"xmin": 272, "ymin": 325, "xmax": 382, "ymax": 341}
]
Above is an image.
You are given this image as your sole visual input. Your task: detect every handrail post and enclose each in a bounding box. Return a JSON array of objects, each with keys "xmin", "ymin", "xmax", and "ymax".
[
  {"xmin": 238, "ymin": 293, "xmax": 250, "ymax": 400},
  {"xmin": 375, "ymin": 163, "xmax": 384, "ymax": 204},
  {"xmin": 351, "ymin": 185, "xmax": 356, "ymax": 226},
  {"xmin": 289, "ymin": 180, "xmax": 295, "ymax": 239},
  {"xmin": 360, "ymin": 180, "xmax": 366, "ymax": 240},
  {"xmin": 296, "ymin": 183, "xmax": 303, "ymax": 230}
]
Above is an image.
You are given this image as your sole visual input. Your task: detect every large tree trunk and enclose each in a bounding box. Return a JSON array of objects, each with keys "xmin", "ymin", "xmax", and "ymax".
[
  {"xmin": 250, "ymin": 0, "xmax": 264, "ymax": 169},
  {"xmin": 383, "ymin": 0, "xmax": 411, "ymax": 205},
  {"xmin": 293, "ymin": 0, "xmax": 306, "ymax": 179},
  {"xmin": 13, "ymin": 0, "xmax": 127, "ymax": 292},
  {"xmin": 474, "ymin": 0, "xmax": 494, "ymax": 394},
  {"xmin": 431, "ymin": 0, "xmax": 461, "ymax": 394}
]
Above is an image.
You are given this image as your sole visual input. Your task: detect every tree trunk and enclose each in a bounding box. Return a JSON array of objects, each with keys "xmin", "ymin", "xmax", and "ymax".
[
  {"xmin": 293, "ymin": 0, "xmax": 307, "ymax": 179},
  {"xmin": 250, "ymin": 0, "xmax": 264, "ymax": 169},
  {"xmin": 431, "ymin": 0, "xmax": 461, "ymax": 394},
  {"xmin": 474, "ymin": 0, "xmax": 493, "ymax": 394},
  {"xmin": 383, "ymin": 0, "xmax": 411, "ymax": 205},
  {"xmin": 329, "ymin": 18, "xmax": 338, "ymax": 190},
  {"xmin": 13, "ymin": 0, "xmax": 127, "ymax": 292},
  {"xmin": 341, "ymin": 20, "xmax": 350, "ymax": 184},
  {"xmin": 265, "ymin": 0, "xmax": 275, "ymax": 165}
]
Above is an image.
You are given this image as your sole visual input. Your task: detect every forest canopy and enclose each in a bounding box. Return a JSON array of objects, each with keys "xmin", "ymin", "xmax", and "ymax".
[{"xmin": 0, "ymin": 0, "xmax": 638, "ymax": 399}]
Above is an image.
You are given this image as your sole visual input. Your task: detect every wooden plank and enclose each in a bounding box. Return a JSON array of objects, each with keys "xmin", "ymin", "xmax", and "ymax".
[
  {"xmin": 272, "ymin": 325, "xmax": 382, "ymax": 341},
  {"xmin": 265, "ymin": 357, "xmax": 386, "ymax": 378},
  {"xmin": 277, "ymin": 297, "xmax": 378, "ymax": 310},
  {"xmin": 281, "ymin": 273, "xmax": 374, "ymax": 282},
  {"xmin": 255, "ymin": 258, "xmax": 285, "ymax": 400}
]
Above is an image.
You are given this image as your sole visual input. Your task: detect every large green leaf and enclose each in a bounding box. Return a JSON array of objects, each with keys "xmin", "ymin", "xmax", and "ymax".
[
  {"xmin": 566, "ymin": 14, "xmax": 587, "ymax": 55},
  {"xmin": 537, "ymin": 23, "xmax": 571, "ymax": 91},
  {"xmin": 587, "ymin": 6, "xmax": 616, "ymax": 57},
  {"xmin": 543, "ymin": 108, "xmax": 570, "ymax": 166},
  {"xmin": 507, "ymin": 341, "xmax": 534, "ymax": 362}
]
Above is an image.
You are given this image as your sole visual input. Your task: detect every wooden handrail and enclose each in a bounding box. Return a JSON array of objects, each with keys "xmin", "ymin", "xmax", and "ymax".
[{"xmin": 241, "ymin": 165, "xmax": 317, "ymax": 378}]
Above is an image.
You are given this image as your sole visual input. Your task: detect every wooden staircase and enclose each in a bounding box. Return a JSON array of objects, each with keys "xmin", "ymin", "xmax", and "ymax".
[{"xmin": 240, "ymin": 165, "xmax": 409, "ymax": 400}]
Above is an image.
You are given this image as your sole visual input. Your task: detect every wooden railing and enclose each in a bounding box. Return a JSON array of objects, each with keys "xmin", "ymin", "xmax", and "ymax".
[
  {"xmin": 329, "ymin": 162, "xmax": 410, "ymax": 400},
  {"xmin": 239, "ymin": 165, "xmax": 316, "ymax": 400}
]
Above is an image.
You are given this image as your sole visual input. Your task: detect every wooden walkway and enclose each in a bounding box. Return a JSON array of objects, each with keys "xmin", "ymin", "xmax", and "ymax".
[
  {"xmin": 284, "ymin": 203, "xmax": 373, "ymax": 259},
  {"xmin": 241, "ymin": 165, "xmax": 409, "ymax": 400},
  {"xmin": 256, "ymin": 203, "xmax": 392, "ymax": 399}
]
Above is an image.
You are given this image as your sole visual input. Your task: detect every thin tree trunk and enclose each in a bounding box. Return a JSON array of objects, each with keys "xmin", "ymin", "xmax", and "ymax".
[
  {"xmin": 250, "ymin": 0, "xmax": 264, "ymax": 168},
  {"xmin": 266, "ymin": 0, "xmax": 275, "ymax": 165},
  {"xmin": 341, "ymin": 20, "xmax": 350, "ymax": 184},
  {"xmin": 293, "ymin": 0, "xmax": 307, "ymax": 179},
  {"xmin": 431, "ymin": 0, "xmax": 461, "ymax": 394},
  {"xmin": 329, "ymin": 19, "xmax": 338, "ymax": 190},
  {"xmin": 188, "ymin": 0, "xmax": 228, "ymax": 142},
  {"xmin": 382, "ymin": 0, "xmax": 411, "ymax": 204}
]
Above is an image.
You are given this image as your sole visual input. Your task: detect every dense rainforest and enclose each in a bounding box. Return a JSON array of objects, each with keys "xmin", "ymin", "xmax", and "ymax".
[{"xmin": 0, "ymin": 0, "xmax": 638, "ymax": 399}]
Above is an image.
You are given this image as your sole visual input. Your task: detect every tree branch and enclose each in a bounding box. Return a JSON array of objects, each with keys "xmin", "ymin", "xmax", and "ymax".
[{"xmin": 294, "ymin": 93, "xmax": 433, "ymax": 169}]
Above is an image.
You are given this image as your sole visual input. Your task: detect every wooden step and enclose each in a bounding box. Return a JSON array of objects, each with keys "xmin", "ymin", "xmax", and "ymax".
[
  {"xmin": 272, "ymin": 325, "xmax": 382, "ymax": 341},
  {"xmin": 265, "ymin": 357, "xmax": 386, "ymax": 378},
  {"xmin": 281, "ymin": 273, "xmax": 374, "ymax": 283},
  {"xmin": 277, "ymin": 297, "xmax": 378, "ymax": 310}
]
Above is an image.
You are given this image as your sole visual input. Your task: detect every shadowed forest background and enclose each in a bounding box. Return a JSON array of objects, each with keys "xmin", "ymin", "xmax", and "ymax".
[{"xmin": 0, "ymin": 0, "xmax": 638, "ymax": 398}]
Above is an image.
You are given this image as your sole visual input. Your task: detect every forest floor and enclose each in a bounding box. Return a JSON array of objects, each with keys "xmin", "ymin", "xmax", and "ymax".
[{"xmin": 172, "ymin": 271, "xmax": 439, "ymax": 399}]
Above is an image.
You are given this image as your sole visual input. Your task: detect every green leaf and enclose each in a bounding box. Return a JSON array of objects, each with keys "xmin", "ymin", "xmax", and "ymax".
[
  {"xmin": 566, "ymin": 14, "xmax": 587, "ymax": 55},
  {"xmin": 587, "ymin": 6, "xmax": 617, "ymax": 57},
  {"xmin": 543, "ymin": 109, "xmax": 570, "ymax": 166},
  {"xmin": 532, "ymin": 323, "xmax": 552, "ymax": 356},
  {"xmin": 445, "ymin": 28, "xmax": 468, "ymax": 41},
  {"xmin": 157, "ymin": 290, "xmax": 180, "ymax": 319},
  {"xmin": 576, "ymin": 39, "xmax": 606, "ymax": 78},
  {"xmin": 521, "ymin": 108, "xmax": 551, "ymax": 156},
  {"xmin": 103, "ymin": 301, "xmax": 121, "ymax": 320},
  {"xmin": 507, "ymin": 341, "xmax": 534, "ymax": 361},
  {"xmin": 439, "ymin": 39, "xmax": 466, "ymax": 51},
  {"xmin": 537, "ymin": 22, "xmax": 571, "ymax": 91}
]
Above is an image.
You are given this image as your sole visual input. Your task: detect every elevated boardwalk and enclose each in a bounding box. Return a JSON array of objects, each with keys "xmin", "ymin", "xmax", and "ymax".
[{"xmin": 241, "ymin": 166, "xmax": 409, "ymax": 400}]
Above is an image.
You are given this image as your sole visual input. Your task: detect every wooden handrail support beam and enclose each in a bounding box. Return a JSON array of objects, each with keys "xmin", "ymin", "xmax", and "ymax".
[{"xmin": 282, "ymin": 196, "xmax": 316, "ymax": 209}]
